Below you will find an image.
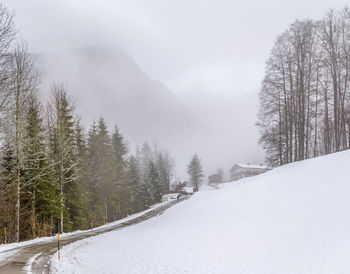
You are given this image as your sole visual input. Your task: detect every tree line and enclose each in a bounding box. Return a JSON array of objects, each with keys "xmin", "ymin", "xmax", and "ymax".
[
  {"xmin": 0, "ymin": 3, "xmax": 175, "ymax": 243},
  {"xmin": 258, "ymin": 7, "xmax": 350, "ymax": 166}
]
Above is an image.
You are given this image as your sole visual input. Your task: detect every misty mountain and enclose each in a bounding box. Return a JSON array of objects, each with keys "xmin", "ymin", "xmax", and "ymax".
[{"xmin": 34, "ymin": 47, "xmax": 201, "ymax": 145}]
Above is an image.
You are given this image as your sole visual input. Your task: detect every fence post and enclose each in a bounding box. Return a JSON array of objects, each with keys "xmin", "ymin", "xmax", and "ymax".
[{"xmin": 4, "ymin": 227, "xmax": 7, "ymax": 244}]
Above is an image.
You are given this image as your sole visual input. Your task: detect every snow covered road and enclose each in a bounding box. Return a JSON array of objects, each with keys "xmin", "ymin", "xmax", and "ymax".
[
  {"xmin": 51, "ymin": 150, "xmax": 350, "ymax": 274},
  {"xmin": 0, "ymin": 198, "xmax": 186, "ymax": 273}
]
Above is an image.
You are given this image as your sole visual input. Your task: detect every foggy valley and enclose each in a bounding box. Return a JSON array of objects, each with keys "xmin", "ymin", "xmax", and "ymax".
[
  {"xmin": 1, "ymin": 1, "xmax": 350, "ymax": 274},
  {"xmin": 33, "ymin": 46, "xmax": 264, "ymax": 180}
]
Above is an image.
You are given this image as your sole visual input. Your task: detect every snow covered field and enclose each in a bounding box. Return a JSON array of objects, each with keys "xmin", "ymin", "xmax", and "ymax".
[{"xmin": 51, "ymin": 150, "xmax": 350, "ymax": 274}]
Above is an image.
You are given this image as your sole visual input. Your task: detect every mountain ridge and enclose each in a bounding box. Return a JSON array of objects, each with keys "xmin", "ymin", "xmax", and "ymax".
[{"xmin": 34, "ymin": 47, "xmax": 202, "ymax": 145}]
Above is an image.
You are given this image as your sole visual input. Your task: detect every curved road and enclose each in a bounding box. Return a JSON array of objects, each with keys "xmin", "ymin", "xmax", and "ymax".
[{"xmin": 0, "ymin": 197, "xmax": 186, "ymax": 274}]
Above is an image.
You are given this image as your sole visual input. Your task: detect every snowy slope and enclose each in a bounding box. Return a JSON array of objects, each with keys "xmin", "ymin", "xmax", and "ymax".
[{"xmin": 51, "ymin": 150, "xmax": 350, "ymax": 274}]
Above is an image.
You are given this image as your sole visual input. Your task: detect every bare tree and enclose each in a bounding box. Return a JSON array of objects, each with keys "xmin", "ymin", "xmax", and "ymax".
[
  {"xmin": 0, "ymin": 3, "xmax": 16, "ymax": 130},
  {"xmin": 258, "ymin": 7, "xmax": 350, "ymax": 166},
  {"xmin": 7, "ymin": 42, "xmax": 38, "ymax": 242}
]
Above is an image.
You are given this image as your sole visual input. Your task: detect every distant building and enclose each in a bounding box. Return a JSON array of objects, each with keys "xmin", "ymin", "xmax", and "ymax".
[
  {"xmin": 208, "ymin": 173, "xmax": 221, "ymax": 185},
  {"xmin": 229, "ymin": 164, "xmax": 271, "ymax": 181}
]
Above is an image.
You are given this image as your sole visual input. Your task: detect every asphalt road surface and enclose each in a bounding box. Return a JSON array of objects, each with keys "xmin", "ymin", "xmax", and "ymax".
[{"xmin": 0, "ymin": 197, "xmax": 187, "ymax": 274}]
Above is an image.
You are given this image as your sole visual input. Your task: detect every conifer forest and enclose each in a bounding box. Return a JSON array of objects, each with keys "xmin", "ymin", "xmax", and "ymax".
[{"xmin": 0, "ymin": 3, "xmax": 175, "ymax": 243}]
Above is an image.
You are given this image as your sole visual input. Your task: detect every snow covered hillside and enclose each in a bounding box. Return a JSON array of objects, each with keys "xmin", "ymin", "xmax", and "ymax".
[{"xmin": 51, "ymin": 150, "xmax": 350, "ymax": 274}]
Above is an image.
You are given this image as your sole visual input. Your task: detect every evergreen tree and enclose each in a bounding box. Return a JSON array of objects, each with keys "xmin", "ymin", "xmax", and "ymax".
[
  {"xmin": 22, "ymin": 95, "xmax": 58, "ymax": 238},
  {"xmin": 111, "ymin": 126, "xmax": 132, "ymax": 218},
  {"xmin": 96, "ymin": 118, "xmax": 116, "ymax": 223},
  {"xmin": 157, "ymin": 153, "xmax": 174, "ymax": 194},
  {"xmin": 139, "ymin": 142, "xmax": 152, "ymax": 173},
  {"xmin": 139, "ymin": 180, "xmax": 152, "ymax": 210},
  {"xmin": 0, "ymin": 140, "xmax": 16, "ymax": 242},
  {"xmin": 147, "ymin": 161, "xmax": 162, "ymax": 203},
  {"xmin": 67, "ymin": 120, "xmax": 88, "ymax": 231},
  {"xmin": 127, "ymin": 155, "xmax": 144, "ymax": 212},
  {"xmin": 157, "ymin": 153, "xmax": 168, "ymax": 194},
  {"xmin": 84, "ymin": 121, "xmax": 104, "ymax": 226},
  {"xmin": 49, "ymin": 84, "xmax": 78, "ymax": 233},
  {"xmin": 187, "ymin": 154, "xmax": 204, "ymax": 192},
  {"xmin": 112, "ymin": 126, "xmax": 127, "ymax": 167},
  {"xmin": 84, "ymin": 118, "xmax": 117, "ymax": 225},
  {"xmin": 75, "ymin": 120, "xmax": 87, "ymax": 158}
]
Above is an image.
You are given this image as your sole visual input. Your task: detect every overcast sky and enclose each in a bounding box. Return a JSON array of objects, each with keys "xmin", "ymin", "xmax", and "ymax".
[
  {"xmin": 8, "ymin": 0, "xmax": 348, "ymax": 95},
  {"xmin": 7, "ymin": 0, "xmax": 349, "ymax": 178}
]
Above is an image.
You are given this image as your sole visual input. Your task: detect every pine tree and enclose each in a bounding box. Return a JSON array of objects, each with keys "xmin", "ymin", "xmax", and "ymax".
[
  {"xmin": 187, "ymin": 154, "xmax": 204, "ymax": 192},
  {"xmin": 111, "ymin": 126, "xmax": 132, "ymax": 218},
  {"xmin": 96, "ymin": 118, "xmax": 116, "ymax": 223},
  {"xmin": 72, "ymin": 120, "xmax": 89, "ymax": 229},
  {"xmin": 127, "ymin": 155, "xmax": 143, "ymax": 212},
  {"xmin": 75, "ymin": 120, "xmax": 87, "ymax": 158},
  {"xmin": 157, "ymin": 152, "xmax": 174, "ymax": 194},
  {"xmin": 22, "ymin": 95, "xmax": 58, "ymax": 238},
  {"xmin": 0, "ymin": 140, "xmax": 17, "ymax": 242},
  {"xmin": 84, "ymin": 121, "xmax": 104, "ymax": 226},
  {"xmin": 48, "ymin": 84, "xmax": 78, "ymax": 233},
  {"xmin": 157, "ymin": 153, "xmax": 168, "ymax": 194},
  {"xmin": 139, "ymin": 180, "xmax": 152, "ymax": 210},
  {"xmin": 84, "ymin": 118, "xmax": 117, "ymax": 225},
  {"xmin": 148, "ymin": 161, "xmax": 162, "ymax": 203},
  {"xmin": 139, "ymin": 142, "xmax": 152, "ymax": 173},
  {"xmin": 63, "ymin": 119, "xmax": 88, "ymax": 231},
  {"xmin": 112, "ymin": 126, "xmax": 127, "ymax": 167}
]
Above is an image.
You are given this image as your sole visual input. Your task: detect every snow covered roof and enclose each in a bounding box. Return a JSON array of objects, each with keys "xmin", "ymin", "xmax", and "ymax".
[{"xmin": 230, "ymin": 163, "xmax": 270, "ymax": 171}]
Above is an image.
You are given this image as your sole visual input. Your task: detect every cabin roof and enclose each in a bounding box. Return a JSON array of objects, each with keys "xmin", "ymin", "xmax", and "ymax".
[{"xmin": 230, "ymin": 163, "xmax": 270, "ymax": 172}]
